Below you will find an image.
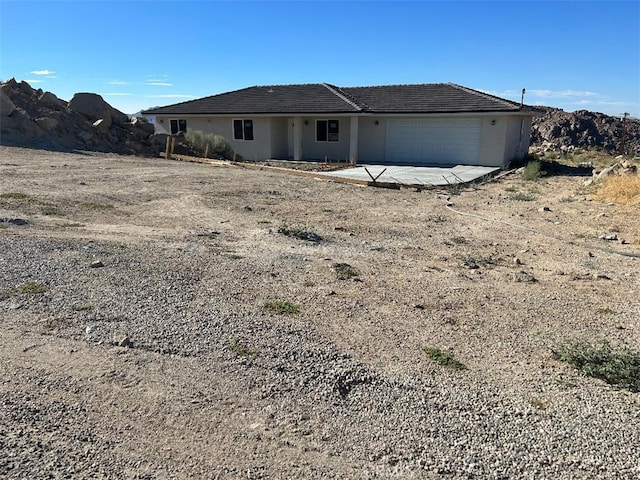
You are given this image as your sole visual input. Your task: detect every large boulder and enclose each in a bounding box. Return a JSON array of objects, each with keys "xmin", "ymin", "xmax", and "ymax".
[
  {"xmin": 0, "ymin": 89, "xmax": 17, "ymax": 116},
  {"xmin": 68, "ymin": 92, "xmax": 129, "ymax": 127},
  {"xmin": 38, "ymin": 91, "xmax": 64, "ymax": 108}
]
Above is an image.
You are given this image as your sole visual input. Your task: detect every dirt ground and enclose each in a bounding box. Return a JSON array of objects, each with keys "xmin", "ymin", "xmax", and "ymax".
[{"xmin": 1, "ymin": 147, "xmax": 639, "ymax": 479}]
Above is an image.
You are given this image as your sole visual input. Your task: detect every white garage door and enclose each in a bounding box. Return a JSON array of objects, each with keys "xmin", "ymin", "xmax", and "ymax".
[{"xmin": 385, "ymin": 118, "xmax": 481, "ymax": 165}]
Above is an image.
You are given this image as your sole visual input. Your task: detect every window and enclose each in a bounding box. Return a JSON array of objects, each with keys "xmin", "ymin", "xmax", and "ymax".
[
  {"xmin": 233, "ymin": 119, "xmax": 254, "ymax": 140},
  {"xmin": 170, "ymin": 119, "xmax": 187, "ymax": 134},
  {"xmin": 316, "ymin": 119, "xmax": 339, "ymax": 142}
]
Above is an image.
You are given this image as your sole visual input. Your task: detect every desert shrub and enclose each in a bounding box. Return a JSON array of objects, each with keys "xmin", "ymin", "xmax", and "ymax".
[
  {"xmin": 277, "ymin": 223, "xmax": 322, "ymax": 242},
  {"xmin": 333, "ymin": 262, "xmax": 358, "ymax": 280},
  {"xmin": 508, "ymin": 192, "xmax": 536, "ymax": 201},
  {"xmin": 552, "ymin": 340, "xmax": 640, "ymax": 392},
  {"xmin": 423, "ymin": 347, "xmax": 467, "ymax": 370},
  {"xmin": 522, "ymin": 160, "xmax": 542, "ymax": 181},
  {"xmin": 262, "ymin": 300, "xmax": 300, "ymax": 315},
  {"xmin": 593, "ymin": 174, "xmax": 640, "ymax": 205},
  {"xmin": 185, "ymin": 129, "xmax": 233, "ymax": 159}
]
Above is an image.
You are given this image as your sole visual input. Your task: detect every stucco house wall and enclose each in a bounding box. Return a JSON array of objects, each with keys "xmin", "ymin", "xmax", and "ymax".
[{"xmin": 298, "ymin": 117, "xmax": 352, "ymax": 161}]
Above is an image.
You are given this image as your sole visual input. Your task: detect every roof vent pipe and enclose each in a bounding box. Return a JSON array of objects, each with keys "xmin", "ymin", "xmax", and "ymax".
[{"xmin": 521, "ymin": 88, "xmax": 526, "ymax": 106}]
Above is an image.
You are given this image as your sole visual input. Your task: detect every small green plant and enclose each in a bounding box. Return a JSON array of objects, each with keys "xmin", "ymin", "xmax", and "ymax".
[
  {"xmin": 262, "ymin": 300, "xmax": 300, "ymax": 315},
  {"xmin": 228, "ymin": 340, "xmax": 259, "ymax": 358},
  {"xmin": 522, "ymin": 160, "xmax": 542, "ymax": 181},
  {"xmin": 552, "ymin": 340, "xmax": 640, "ymax": 392},
  {"xmin": 81, "ymin": 202, "xmax": 114, "ymax": 210},
  {"xmin": 445, "ymin": 183, "xmax": 461, "ymax": 196},
  {"xmin": 333, "ymin": 262, "xmax": 359, "ymax": 280},
  {"xmin": 43, "ymin": 319, "xmax": 63, "ymax": 330},
  {"xmin": 459, "ymin": 254, "xmax": 498, "ymax": 268},
  {"xmin": 451, "ymin": 236, "xmax": 467, "ymax": 244},
  {"xmin": 0, "ymin": 192, "xmax": 39, "ymax": 204},
  {"xmin": 596, "ymin": 307, "xmax": 616, "ymax": 315},
  {"xmin": 17, "ymin": 281, "xmax": 48, "ymax": 295},
  {"xmin": 222, "ymin": 252, "xmax": 243, "ymax": 259},
  {"xmin": 277, "ymin": 223, "xmax": 322, "ymax": 242},
  {"xmin": 41, "ymin": 208, "xmax": 65, "ymax": 216},
  {"xmin": 71, "ymin": 304, "xmax": 94, "ymax": 312},
  {"xmin": 508, "ymin": 192, "xmax": 536, "ymax": 202},
  {"xmin": 257, "ymin": 220, "xmax": 272, "ymax": 224},
  {"xmin": 423, "ymin": 347, "xmax": 467, "ymax": 370},
  {"xmin": 530, "ymin": 398, "xmax": 547, "ymax": 410},
  {"xmin": 504, "ymin": 185, "xmax": 518, "ymax": 193}
]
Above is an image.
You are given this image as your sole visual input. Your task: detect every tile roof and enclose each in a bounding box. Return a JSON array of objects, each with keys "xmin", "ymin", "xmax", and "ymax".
[{"xmin": 143, "ymin": 82, "xmax": 530, "ymax": 116}]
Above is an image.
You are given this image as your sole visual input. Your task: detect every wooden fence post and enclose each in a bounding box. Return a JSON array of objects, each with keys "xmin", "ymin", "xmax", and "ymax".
[{"xmin": 165, "ymin": 136, "xmax": 171, "ymax": 159}]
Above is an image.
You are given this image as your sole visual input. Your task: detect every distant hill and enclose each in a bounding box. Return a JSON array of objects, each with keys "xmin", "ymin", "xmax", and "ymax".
[{"xmin": 531, "ymin": 107, "xmax": 639, "ymax": 155}]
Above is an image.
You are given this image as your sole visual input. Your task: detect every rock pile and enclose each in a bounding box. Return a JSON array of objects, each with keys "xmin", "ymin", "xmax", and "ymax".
[
  {"xmin": 0, "ymin": 79, "xmax": 161, "ymax": 155},
  {"xmin": 530, "ymin": 107, "xmax": 640, "ymax": 156}
]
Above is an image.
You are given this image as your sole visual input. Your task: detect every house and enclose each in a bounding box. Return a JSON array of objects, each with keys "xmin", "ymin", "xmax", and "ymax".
[{"xmin": 142, "ymin": 83, "xmax": 534, "ymax": 167}]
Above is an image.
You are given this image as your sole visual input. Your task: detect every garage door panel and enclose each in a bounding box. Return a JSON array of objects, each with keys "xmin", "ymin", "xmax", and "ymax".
[{"xmin": 385, "ymin": 119, "xmax": 481, "ymax": 165}]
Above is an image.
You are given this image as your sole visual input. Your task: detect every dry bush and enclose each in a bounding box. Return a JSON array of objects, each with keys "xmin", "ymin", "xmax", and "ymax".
[{"xmin": 594, "ymin": 174, "xmax": 640, "ymax": 205}]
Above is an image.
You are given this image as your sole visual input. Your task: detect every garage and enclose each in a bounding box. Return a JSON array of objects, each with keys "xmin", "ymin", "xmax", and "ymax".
[{"xmin": 385, "ymin": 118, "xmax": 482, "ymax": 165}]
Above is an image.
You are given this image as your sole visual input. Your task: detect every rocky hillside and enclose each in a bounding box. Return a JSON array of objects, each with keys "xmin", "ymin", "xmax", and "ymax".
[
  {"xmin": 0, "ymin": 79, "xmax": 162, "ymax": 155},
  {"xmin": 531, "ymin": 107, "xmax": 640, "ymax": 155}
]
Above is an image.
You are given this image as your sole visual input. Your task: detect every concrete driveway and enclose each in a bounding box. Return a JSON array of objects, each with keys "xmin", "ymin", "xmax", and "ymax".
[{"xmin": 321, "ymin": 164, "xmax": 500, "ymax": 186}]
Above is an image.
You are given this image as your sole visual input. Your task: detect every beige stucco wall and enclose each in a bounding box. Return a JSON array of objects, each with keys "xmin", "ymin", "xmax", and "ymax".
[
  {"xmin": 357, "ymin": 117, "xmax": 386, "ymax": 163},
  {"xmin": 151, "ymin": 113, "xmax": 532, "ymax": 166},
  {"xmin": 270, "ymin": 117, "xmax": 288, "ymax": 159},
  {"xmin": 298, "ymin": 118, "xmax": 352, "ymax": 161}
]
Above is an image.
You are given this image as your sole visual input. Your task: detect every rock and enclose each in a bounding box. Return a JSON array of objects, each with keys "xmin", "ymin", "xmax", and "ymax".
[
  {"xmin": 90, "ymin": 260, "xmax": 104, "ymax": 268},
  {"xmin": 68, "ymin": 92, "xmax": 128, "ymax": 126},
  {"xmin": 35, "ymin": 117, "xmax": 59, "ymax": 132},
  {"xmin": 0, "ymin": 218, "xmax": 29, "ymax": 225},
  {"xmin": 243, "ymin": 205, "xmax": 253, "ymax": 211},
  {"xmin": 37, "ymin": 91, "xmax": 63, "ymax": 108},
  {"xmin": 599, "ymin": 233, "xmax": 618, "ymax": 241},
  {"xmin": 0, "ymin": 90, "xmax": 17, "ymax": 116},
  {"xmin": 513, "ymin": 257, "xmax": 523, "ymax": 266},
  {"xmin": 538, "ymin": 206, "xmax": 551, "ymax": 212},
  {"xmin": 129, "ymin": 116, "xmax": 155, "ymax": 136},
  {"xmin": 77, "ymin": 130, "xmax": 95, "ymax": 143},
  {"xmin": 531, "ymin": 107, "xmax": 640, "ymax": 156},
  {"xmin": 92, "ymin": 118, "xmax": 111, "ymax": 133},
  {"xmin": 593, "ymin": 273, "xmax": 611, "ymax": 280},
  {"xmin": 115, "ymin": 335, "xmax": 133, "ymax": 348},
  {"xmin": 85, "ymin": 325, "xmax": 95, "ymax": 334}
]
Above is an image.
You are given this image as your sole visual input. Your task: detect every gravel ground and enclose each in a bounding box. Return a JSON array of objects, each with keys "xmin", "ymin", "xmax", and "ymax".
[{"xmin": 1, "ymin": 146, "xmax": 639, "ymax": 479}]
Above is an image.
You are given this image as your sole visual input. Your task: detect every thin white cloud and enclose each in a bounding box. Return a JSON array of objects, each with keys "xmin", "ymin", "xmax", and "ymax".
[
  {"xmin": 108, "ymin": 80, "xmax": 129, "ymax": 85},
  {"xmin": 30, "ymin": 69, "xmax": 55, "ymax": 75},
  {"xmin": 528, "ymin": 89, "xmax": 598, "ymax": 98},
  {"xmin": 24, "ymin": 79, "xmax": 44, "ymax": 83},
  {"xmin": 145, "ymin": 82, "xmax": 174, "ymax": 87},
  {"xmin": 44, "ymin": 75, "xmax": 57, "ymax": 79},
  {"xmin": 146, "ymin": 94, "xmax": 195, "ymax": 99}
]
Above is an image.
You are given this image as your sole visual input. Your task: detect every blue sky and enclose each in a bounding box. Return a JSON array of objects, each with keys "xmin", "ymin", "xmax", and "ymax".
[{"xmin": 1, "ymin": 0, "xmax": 638, "ymax": 117}]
